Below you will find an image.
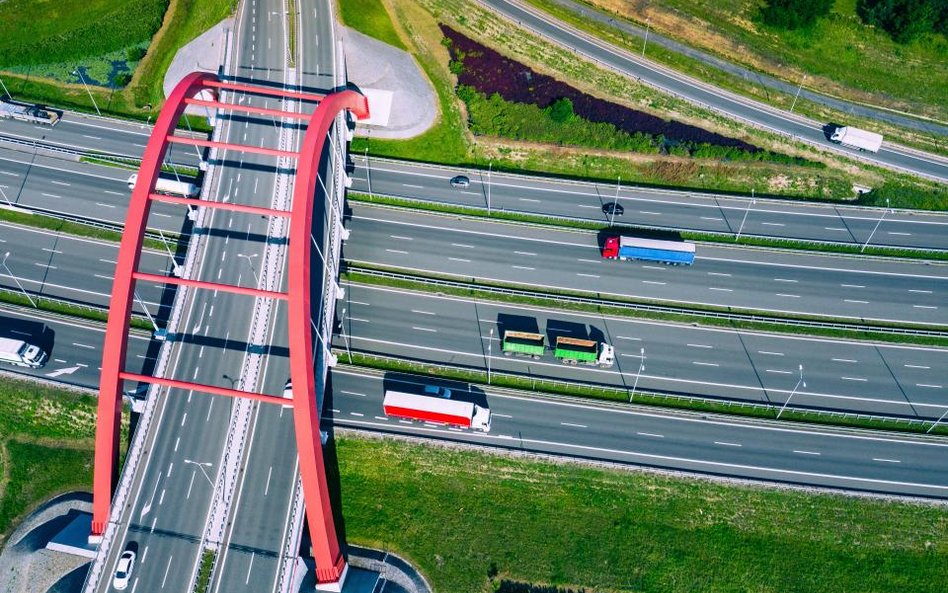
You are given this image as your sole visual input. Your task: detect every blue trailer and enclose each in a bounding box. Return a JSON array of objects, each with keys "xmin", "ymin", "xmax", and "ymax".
[{"xmin": 603, "ymin": 235, "xmax": 695, "ymax": 265}]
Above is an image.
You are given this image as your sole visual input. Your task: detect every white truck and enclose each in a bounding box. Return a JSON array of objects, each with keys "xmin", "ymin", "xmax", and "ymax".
[
  {"xmin": 830, "ymin": 126, "xmax": 883, "ymax": 153},
  {"xmin": 127, "ymin": 173, "xmax": 200, "ymax": 198},
  {"xmin": 0, "ymin": 337, "xmax": 48, "ymax": 368},
  {"xmin": 0, "ymin": 100, "xmax": 60, "ymax": 126},
  {"xmin": 383, "ymin": 389, "xmax": 492, "ymax": 432}
]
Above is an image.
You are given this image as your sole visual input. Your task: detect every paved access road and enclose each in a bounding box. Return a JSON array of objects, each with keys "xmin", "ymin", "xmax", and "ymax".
[
  {"xmin": 337, "ymin": 282, "xmax": 948, "ymax": 419},
  {"xmin": 353, "ymin": 155, "xmax": 948, "ymax": 252},
  {"xmin": 0, "ymin": 146, "xmax": 186, "ymax": 233},
  {"xmin": 345, "ymin": 203, "xmax": 947, "ymax": 326},
  {"xmin": 480, "ymin": 0, "xmax": 948, "ymax": 182},
  {"xmin": 0, "ymin": 223, "xmax": 175, "ymax": 315},
  {"xmin": 0, "ymin": 306, "xmax": 155, "ymax": 389},
  {"xmin": 330, "ymin": 368, "xmax": 948, "ymax": 500}
]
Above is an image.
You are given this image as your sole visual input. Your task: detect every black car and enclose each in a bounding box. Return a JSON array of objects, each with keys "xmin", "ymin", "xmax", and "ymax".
[
  {"xmin": 450, "ymin": 175, "xmax": 470, "ymax": 188},
  {"xmin": 602, "ymin": 202, "xmax": 624, "ymax": 216}
]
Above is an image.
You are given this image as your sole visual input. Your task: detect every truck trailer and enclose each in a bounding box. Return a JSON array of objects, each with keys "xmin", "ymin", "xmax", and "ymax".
[
  {"xmin": 829, "ymin": 126, "xmax": 883, "ymax": 153},
  {"xmin": 502, "ymin": 330, "xmax": 545, "ymax": 359},
  {"xmin": 602, "ymin": 235, "xmax": 695, "ymax": 265},
  {"xmin": 0, "ymin": 100, "xmax": 59, "ymax": 126},
  {"xmin": 382, "ymin": 389, "xmax": 492, "ymax": 432},
  {"xmin": 0, "ymin": 337, "xmax": 48, "ymax": 368},
  {"xmin": 127, "ymin": 173, "xmax": 200, "ymax": 198},
  {"xmin": 554, "ymin": 336, "xmax": 614, "ymax": 367}
]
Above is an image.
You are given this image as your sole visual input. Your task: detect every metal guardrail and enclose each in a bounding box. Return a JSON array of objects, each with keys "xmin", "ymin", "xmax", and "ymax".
[
  {"xmin": 342, "ymin": 351, "xmax": 948, "ymax": 429},
  {"xmin": 347, "ymin": 266, "xmax": 948, "ymax": 337}
]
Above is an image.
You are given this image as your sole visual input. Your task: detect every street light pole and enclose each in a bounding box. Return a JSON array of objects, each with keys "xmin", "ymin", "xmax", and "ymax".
[
  {"xmin": 789, "ymin": 74, "xmax": 807, "ymax": 113},
  {"xmin": 72, "ymin": 69, "xmax": 101, "ymax": 116},
  {"xmin": 629, "ymin": 347, "xmax": 645, "ymax": 402},
  {"xmin": 487, "ymin": 328, "xmax": 494, "ymax": 384},
  {"xmin": 776, "ymin": 364, "xmax": 806, "ymax": 419},
  {"xmin": 1, "ymin": 251, "xmax": 37, "ymax": 307},
  {"xmin": 736, "ymin": 194, "xmax": 756, "ymax": 241},
  {"xmin": 927, "ymin": 407, "xmax": 948, "ymax": 434},
  {"xmin": 236, "ymin": 253, "xmax": 260, "ymax": 286},
  {"xmin": 610, "ymin": 175, "xmax": 620, "ymax": 226},
  {"xmin": 487, "ymin": 161, "xmax": 492, "ymax": 216},
  {"xmin": 641, "ymin": 18, "xmax": 651, "ymax": 58},
  {"xmin": 364, "ymin": 146, "xmax": 372, "ymax": 199},
  {"xmin": 339, "ymin": 307, "xmax": 353, "ymax": 363},
  {"xmin": 861, "ymin": 198, "xmax": 890, "ymax": 253}
]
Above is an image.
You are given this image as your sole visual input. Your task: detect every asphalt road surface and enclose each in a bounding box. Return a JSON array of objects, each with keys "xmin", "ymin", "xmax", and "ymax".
[
  {"xmin": 336, "ymin": 282, "xmax": 948, "ymax": 419},
  {"xmin": 345, "ymin": 203, "xmax": 948, "ymax": 326}
]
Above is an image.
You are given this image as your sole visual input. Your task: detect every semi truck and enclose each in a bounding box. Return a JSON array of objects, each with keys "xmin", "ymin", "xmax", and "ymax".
[
  {"xmin": 0, "ymin": 100, "xmax": 60, "ymax": 126},
  {"xmin": 382, "ymin": 389, "xmax": 492, "ymax": 432},
  {"xmin": 829, "ymin": 126, "xmax": 883, "ymax": 153},
  {"xmin": 127, "ymin": 173, "xmax": 200, "ymax": 198},
  {"xmin": 602, "ymin": 235, "xmax": 695, "ymax": 265},
  {"xmin": 554, "ymin": 336, "xmax": 614, "ymax": 368},
  {"xmin": 502, "ymin": 330, "xmax": 545, "ymax": 359},
  {"xmin": 0, "ymin": 337, "xmax": 48, "ymax": 368}
]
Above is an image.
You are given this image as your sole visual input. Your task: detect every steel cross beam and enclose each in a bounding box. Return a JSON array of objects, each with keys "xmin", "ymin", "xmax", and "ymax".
[{"xmin": 91, "ymin": 70, "xmax": 369, "ymax": 591}]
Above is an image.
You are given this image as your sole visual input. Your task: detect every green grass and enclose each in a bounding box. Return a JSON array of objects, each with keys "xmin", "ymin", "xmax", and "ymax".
[
  {"xmin": 0, "ymin": 206, "xmax": 174, "ymax": 252},
  {"xmin": 349, "ymin": 192, "xmax": 948, "ymax": 261},
  {"xmin": 337, "ymin": 435, "xmax": 948, "ymax": 593},
  {"xmin": 194, "ymin": 549, "xmax": 216, "ymax": 593},
  {"xmin": 0, "ymin": 291, "xmax": 155, "ymax": 331},
  {"xmin": 0, "ymin": 377, "xmax": 107, "ymax": 544},
  {"xmin": 339, "ymin": 0, "xmax": 407, "ymax": 50},
  {"xmin": 525, "ymin": 0, "xmax": 948, "ymax": 147}
]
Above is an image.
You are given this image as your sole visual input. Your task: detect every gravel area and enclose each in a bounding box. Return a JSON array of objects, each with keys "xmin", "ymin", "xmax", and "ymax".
[{"xmin": 0, "ymin": 492, "xmax": 92, "ymax": 593}]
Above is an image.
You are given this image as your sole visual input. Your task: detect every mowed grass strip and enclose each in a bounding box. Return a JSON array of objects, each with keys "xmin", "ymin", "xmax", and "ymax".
[
  {"xmin": 337, "ymin": 435, "xmax": 948, "ymax": 593},
  {"xmin": 0, "ymin": 377, "xmax": 105, "ymax": 545},
  {"xmin": 339, "ymin": 0, "xmax": 407, "ymax": 50}
]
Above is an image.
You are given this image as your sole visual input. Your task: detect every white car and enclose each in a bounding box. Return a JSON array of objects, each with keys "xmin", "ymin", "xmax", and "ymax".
[{"xmin": 113, "ymin": 550, "xmax": 136, "ymax": 590}]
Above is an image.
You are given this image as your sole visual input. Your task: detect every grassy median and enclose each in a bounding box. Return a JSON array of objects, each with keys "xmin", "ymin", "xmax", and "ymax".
[{"xmin": 337, "ymin": 434, "xmax": 948, "ymax": 593}]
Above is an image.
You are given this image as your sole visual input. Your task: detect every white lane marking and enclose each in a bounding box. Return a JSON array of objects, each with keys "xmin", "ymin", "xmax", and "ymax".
[
  {"xmin": 513, "ymin": 265, "xmax": 535, "ymax": 271},
  {"xmin": 374, "ymin": 416, "xmax": 388, "ymax": 421},
  {"xmin": 905, "ymin": 364, "xmax": 930, "ymax": 369},
  {"xmin": 402, "ymin": 183, "xmax": 423, "ymax": 189},
  {"xmin": 913, "ymin": 305, "xmax": 938, "ymax": 309},
  {"xmin": 642, "ymin": 280, "xmax": 666, "ymax": 285},
  {"xmin": 707, "ymin": 272, "xmax": 732, "ymax": 277},
  {"xmin": 825, "ymin": 227, "xmax": 847, "ymax": 231},
  {"xmin": 519, "ymin": 198, "xmax": 541, "ymax": 203},
  {"xmin": 161, "ymin": 556, "xmax": 173, "ymax": 588},
  {"xmin": 181, "ymin": 413, "xmax": 187, "ymax": 426},
  {"xmin": 693, "ymin": 361, "xmax": 719, "ymax": 367},
  {"xmin": 873, "ymin": 458, "xmax": 901, "ymax": 463},
  {"xmin": 916, "ymin": 384, "xmax": 942, "ymax": 389},
  {"xmin": 350, "ymin": 412, "xmax": 364, "ymax": 417},
  {"xmin": 492, "ymin": 413, "xmax": 513, "ymax": 418},
  {"xmin": 714, "ymin": 441, "xmax": 742, "ymax": 447},
  {"xmin": 577, "ymin": 273, "xmax": 600, "ymax": 278},
  {"xmin": 82, "ymin": 134, "xmax": 102, "ymax": 140},
  {"xmin": 687, "ymin": 343, "xmax": 712, "ymax": 349},
  {"xmin": 639, "ymin": 210, "xmax": 661, "ymax": 215},
  {"xmin": 774, "ymin": 278, "xmax": 797, "ymax": 283},
  {"xmin": 412, "ymin": 326, "xmax": 437, "ymax": 332},
  {"xmin": 50, "ymin": 180, "xmax": 71, "ymax": 186},
  {"xmin": 341, "ymin": 390, "xmax": 366, "ymax": 397},
  {"xmin": 411, "ymin": 309, "xmax": 436, "ymax": 315},
  {"xmin": 831, "ymin": 358, "xmax": 857, "ymax": 363},
  {"xmin": 451, "ymin": 243, "xmax": 474, "ymax": 248},
  {"xmin": 908, "ymin": 289, "xmax": 933, "ymax": 294},
  {"xmin": 637, "ymin": 432, "xmax": 664, "ymax": 438},
  {"xmin": 389, "ymin": 235, "xmax": 413, "ymax": 240},
  {"xmin": 560, "ymin": 422, "xmax": 587, "ymax": 428},
  {"xmin": 515, "ymin": 251, "xmax": 537, "ymax": 256},
  {"xmin": 841, "ymin": 376, "xmax": 867, "ymax": 382},
  {"xmin": 887, "ymin": 231, "xmax": 911, "ymax": 236},
  {"xmin": 577, "ymin": 258, "xmax": 601, "ymax": 264},
  {"xmin": 761, "ymin": 222, "xmax": 784, "ymax": 227},
  {"xmin": 840, "ymin": 284, "xmax": 864, "ymax": 288},
  {"xmin": 245, "ymin": 552, "xmax": 255, "ymax": 585},
  {"xmin": 700, "ymin": 216, "xmax": 720, "ymax": 221},
  {"xmin": 448, "ymin": 257, "xmax": 471, "ymax": 263},
  {"xmin": 845, "ymin": 299, "xmax": 869, "ymax": 304},
  {"xmin": 385, "ymin": 249, "xmax": 408, "ymax": 254},
  {"xmin": 348, "ymin": 317, "xmax": 371, "ymax": 323},
  {"xmin": 642, "ymin": 266, "xmax": 665, "ymax": 271},
  {"xmin": 265, "ymin": 466, "xmax": 273, "ymax": 496},
  {"xmin": 776, "ymin": 293, "xmax": 800, "ymax": 298},
  {"xmin": 758, "ymin": 351, "xmax": 784, "ymax": 356},
  {"xmin": 766, "ymin": 369, "xmax": 792, "ymax": 374},
  {"xmin": 709, "ymin": 287, "xmax": 733, "ymax": 292},
  {"xmin": 41, "ymin": 192, "xmax": 62, "ymax": 199},
  {"xmin": 615, "ymin": 335, "xmax": 641, "ymax": 341},
  {"xmin": 793, "ymin": 450, "xmax": 821, "ymax": 456}
]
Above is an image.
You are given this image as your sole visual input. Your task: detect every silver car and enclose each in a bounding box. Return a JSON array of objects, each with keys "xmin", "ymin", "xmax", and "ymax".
[
  {"xmin": 450, "ymin": 175, "xmax": 470, "ymax": 188},
  {"xmin": 113, "ymin": 550, "xmax": 136, "ymax": 590}
]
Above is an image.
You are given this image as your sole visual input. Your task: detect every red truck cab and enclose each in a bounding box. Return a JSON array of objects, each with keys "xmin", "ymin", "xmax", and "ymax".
[{"xmin": 602, "ymin": 236, "xmax": 620, "ymax": 259}]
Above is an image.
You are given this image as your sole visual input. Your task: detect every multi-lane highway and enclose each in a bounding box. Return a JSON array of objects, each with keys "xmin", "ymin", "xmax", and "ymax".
[
  {"xmin": 345, "ymin": 203, "xmax": 947, "ymax": 326},
  {"xmin": 480, "ymin": 0, "xmax": 948, "ymax": 182},
  {"xmin": 335, "ymin": 282, "xmax": 948, "ymax": 419},
  {"xmin": 352, "ymin": 156, "xmax": 948, "ymax": 251},
  {"xmin": 330, "ymin": 368, "xmax": 948, "ymax": 499}
]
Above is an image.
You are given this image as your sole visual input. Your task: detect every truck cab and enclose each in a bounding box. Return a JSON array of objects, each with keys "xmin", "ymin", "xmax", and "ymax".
[
  {"xmin": 597, "ymin": 343, "xmax": 615, "ymax": 368},
  {"xmin": 602, "ymin": 236, "xmax": 620, "ymax": 259}
]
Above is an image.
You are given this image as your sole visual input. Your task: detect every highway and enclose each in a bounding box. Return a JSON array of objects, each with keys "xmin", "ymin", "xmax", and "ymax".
[
  {"xmin": 345, "ymin": 203, "xmax": 947, "ymax": 326},
  {"xmin": 480, "ymin": 0, "xmax": 948, "ymax": 182},
  {"xmin": 88, "ymin": 0, "xmax": 298, "ymax": 590},
  {"xmin": 353, "ymin": 155, "xmax": 948, "ymax": 251},
  {"xmin": 0, "ymin": 222, "xmax": 175, "ymax": 315},
  {"xmin": 0, "ymin": 146, "xmax": 187, "ymax": 233},
  {"xmin": 330, "ymin": 368, "xmax": 948, "ymax": 499},
  {"xmin": 336, "ymin": 282, "xmax": 948, "ymax": 419}
]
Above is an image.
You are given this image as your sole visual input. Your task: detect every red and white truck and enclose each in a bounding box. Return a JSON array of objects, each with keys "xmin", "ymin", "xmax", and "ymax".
[{"xmin": 383, "ymin": 389, "xmax": 492, "ymax": 432}]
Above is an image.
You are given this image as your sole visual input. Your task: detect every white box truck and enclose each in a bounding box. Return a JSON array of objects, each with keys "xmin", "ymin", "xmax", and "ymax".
[
  {"xmin": 0, "ymin": 337, "xmax": 48, "ymax": 368},
  {"xmin": 127, "ymin": 173, "xmax": 200, "ymax": 198},
  {"xmin": 830, "ymin": 126, "xmax": 883, "ymax": 153},
  {"xmin": 383, "ymin": 389, "xmax": 492, "ymax": 432}
]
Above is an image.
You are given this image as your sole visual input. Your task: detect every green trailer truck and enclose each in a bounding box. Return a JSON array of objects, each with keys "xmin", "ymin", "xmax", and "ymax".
[
  {"xmin": 501, "ymin": 331, "xmax": 546, "ymax": 359},
  {"xmin": 554, "ymin": 336, "xmax": 615, "ymax": 368}
]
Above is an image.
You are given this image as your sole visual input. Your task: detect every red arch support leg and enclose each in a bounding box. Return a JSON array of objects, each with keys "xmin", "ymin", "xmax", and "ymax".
[{"xmin": 288, "ymin": 90, "xmax": 369, "ymax": 586}]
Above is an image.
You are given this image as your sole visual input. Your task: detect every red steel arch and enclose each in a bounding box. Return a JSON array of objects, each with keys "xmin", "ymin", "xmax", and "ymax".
[{"xmin": 92, "ymin": 71, "xmax": 368, "ymax": 588}]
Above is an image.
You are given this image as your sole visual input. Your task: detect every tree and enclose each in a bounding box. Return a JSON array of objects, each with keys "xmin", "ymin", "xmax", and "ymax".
[
  {"xmin": 760, "ymin": 0, "xmax": 836, "ymax": 29},
  {"xmin": 857, "ymin": 0, "xmax": 947, "ymax": 43},
  {"xmin": 548, "ymin": 97, "xmax": 574, "ymax": 123}
]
